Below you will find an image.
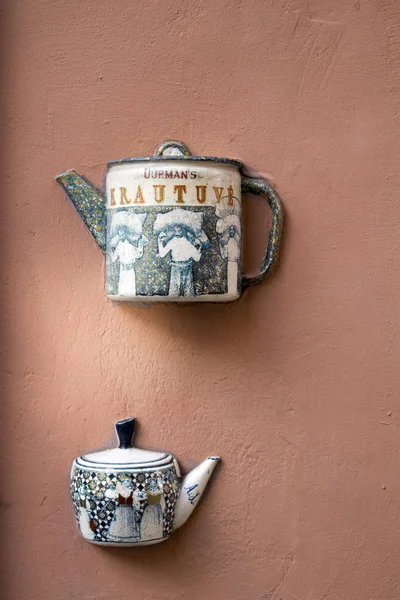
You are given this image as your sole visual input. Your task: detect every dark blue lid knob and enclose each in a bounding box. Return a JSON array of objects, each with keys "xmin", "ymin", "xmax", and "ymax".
[{"xmin": 115, "ymin": 418, "xmax": 136, "ymax": 449}]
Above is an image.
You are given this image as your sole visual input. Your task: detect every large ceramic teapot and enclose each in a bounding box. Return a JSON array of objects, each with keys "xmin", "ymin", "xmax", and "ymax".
[
  {"xmin": 57, "ymin": 139, "xmax": 283, "ymax": 303},
  {"xmin": 70, "ymin": 418, "xmax": 220, "ymax": 546}
]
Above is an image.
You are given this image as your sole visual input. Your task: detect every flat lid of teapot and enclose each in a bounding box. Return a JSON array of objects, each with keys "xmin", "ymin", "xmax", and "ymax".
[
  {"xmin": 75, "ymin": 418, "xmax": 174, "ymax": 471},
  {"xmin": 107, "ymin": 140, "xmax": 242, "ymax": 169}
]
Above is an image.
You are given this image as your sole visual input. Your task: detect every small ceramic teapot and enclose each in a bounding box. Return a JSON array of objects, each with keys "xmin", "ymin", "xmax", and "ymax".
[
  {"xmin": 56, "ymin": 140, "xmax": 283, "ymax": 303},
  {"xmin": 70, "ymin": 418, "xmax": 220, "ymax": 546}
]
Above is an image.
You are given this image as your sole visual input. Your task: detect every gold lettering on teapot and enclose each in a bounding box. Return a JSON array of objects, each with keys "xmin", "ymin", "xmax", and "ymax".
[
  {"xmin": 227, "ymin": 185, "xmax": 234, "ymax": 206},
  {"xmin": 173, "ymin": 185, "xmax": 187, "ymax": 204},
  {"xmin": 153, "ymin": 185, "xmax": 166, "ymax": 204},
  {"xmin": 107, "ymin": 182, "xmax": 239, "ymax": 208},
  {"xmin": 120, "ymin": 187, "xmax": 131, "ymax": 205},
  {"xmin": 134, "ymin": 185, "xmax": 145, "ymax": 204},
  {"xmin": 213, "ymin": 187, "xmax": 224, "ymax": 204},
  {"xmin": 196, "ymin": 186, "xmax": 207, "ymax": 204}
]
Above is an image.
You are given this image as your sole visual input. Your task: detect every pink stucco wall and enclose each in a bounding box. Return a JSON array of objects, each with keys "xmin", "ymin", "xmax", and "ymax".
[{"xmin": 2, "ymin": 1, "xmax": 400, "ymax": 598}]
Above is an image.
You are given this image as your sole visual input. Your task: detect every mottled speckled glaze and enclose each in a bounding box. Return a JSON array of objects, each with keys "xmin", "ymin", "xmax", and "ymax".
[
  {"xmin": 241, "ymin": 177, "xmax": 283, "ymax": 287},
  {"xmin": 56, "ymin": 170, "xmax": 107, "ymax": 253},
  {"xmin": 56, "ymin": 140, "xmax": 283, "ymax": 301}
]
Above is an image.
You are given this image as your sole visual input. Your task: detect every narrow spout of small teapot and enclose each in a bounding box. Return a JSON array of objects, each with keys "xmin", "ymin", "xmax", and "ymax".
[
  {"xmin": 56, "ymin": 170, "xmax": 107, "ymax": 253},
  {"xmin": 173, "ymin": 457, "xmax": 220, "ymax": 531}
]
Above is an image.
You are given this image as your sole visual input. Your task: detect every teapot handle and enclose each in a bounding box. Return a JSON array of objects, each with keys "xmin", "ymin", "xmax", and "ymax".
[{"xmin": 241, "ymin": 176, "xmax": 283, "ymax": 288}]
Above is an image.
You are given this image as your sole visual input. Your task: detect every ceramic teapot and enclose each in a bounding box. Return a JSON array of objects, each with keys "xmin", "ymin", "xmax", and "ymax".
[
  {"xmin": 56, "ymin": 140, "xmax": 283, "ymax": 303},
  {"xmin": 70, "ymin": 418, "xmax": 220, "ymax": 546}
]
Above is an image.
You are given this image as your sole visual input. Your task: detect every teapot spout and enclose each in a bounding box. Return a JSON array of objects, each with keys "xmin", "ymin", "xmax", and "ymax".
[
  {"xmin": 173, "ymin": 457, "xmax": 220, "ymax": 531},
  {"xmin": 56, "ymin": 170, "xmax": 106, "ymax": 253}
]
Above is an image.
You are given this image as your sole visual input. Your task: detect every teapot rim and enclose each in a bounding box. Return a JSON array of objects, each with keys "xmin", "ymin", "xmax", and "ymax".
[
  {"xmin": 75, "ymin": 451, "xmax": 175, "ymax": 472},
  {"xmin": 74, "ymin": 417, "xmax": 176, "ymax": 471},
  {"xmin": 107, "ymin": 155, "xmax": 243, "ymax": 169}
]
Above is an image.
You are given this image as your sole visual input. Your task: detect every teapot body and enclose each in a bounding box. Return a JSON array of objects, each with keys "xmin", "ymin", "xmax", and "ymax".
[
  {"xmin": 70, "ymin": 455, "xmax": 180, "ymax": 546},
  {"xmin": 105, "ymin": 158, "xmax": 242, "ymax": 302}
]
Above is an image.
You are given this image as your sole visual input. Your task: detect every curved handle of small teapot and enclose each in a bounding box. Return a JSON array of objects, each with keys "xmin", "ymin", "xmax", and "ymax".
[{"xmin": 240, "ymin": 176, "xmax": 283, "ymax": 288}]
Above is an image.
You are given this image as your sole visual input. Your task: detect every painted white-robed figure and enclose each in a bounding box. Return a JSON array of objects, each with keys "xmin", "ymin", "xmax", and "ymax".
[
  {"xmin": 109, "ymin": 211, "xmax": 148, "ymax": 297},
  {"xmin": 106, "ymin": 481, "xmax": 140, "ymax": 543},
  {"xmin": 154, "ymin": 209, "xmax": 209, "ymax": 297},
  {"xmin": 215, "ymin": 199, "xmax": 241, "ymax": 294},
  {"xmin": 141, "ymin": 479, "xmax": 165, "ymax": 542}
]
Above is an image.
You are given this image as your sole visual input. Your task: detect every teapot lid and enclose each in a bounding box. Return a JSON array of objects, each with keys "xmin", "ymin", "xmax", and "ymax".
[
  {"xmin": 107, "ymin": 140, "xmax": 243, "ymax": 169},
  {"xmin": 75, "ymin": 418, "xmax": 175, "ymax": 472}
]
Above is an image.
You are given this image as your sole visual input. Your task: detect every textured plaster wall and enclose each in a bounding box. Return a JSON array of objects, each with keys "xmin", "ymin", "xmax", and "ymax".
[{"xmin": 1, "ymin": 1, "xmax": 400, "ymax": 599}]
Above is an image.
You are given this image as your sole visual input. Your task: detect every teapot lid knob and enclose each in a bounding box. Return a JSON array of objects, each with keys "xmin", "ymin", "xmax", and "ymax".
[
  {"xmin": 115, "ymin": 417, "xmax": 136, "ymax": 449},
  {"xmin": 153, "ymin": 140, "xmax": 191, "ymax": 158}
]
